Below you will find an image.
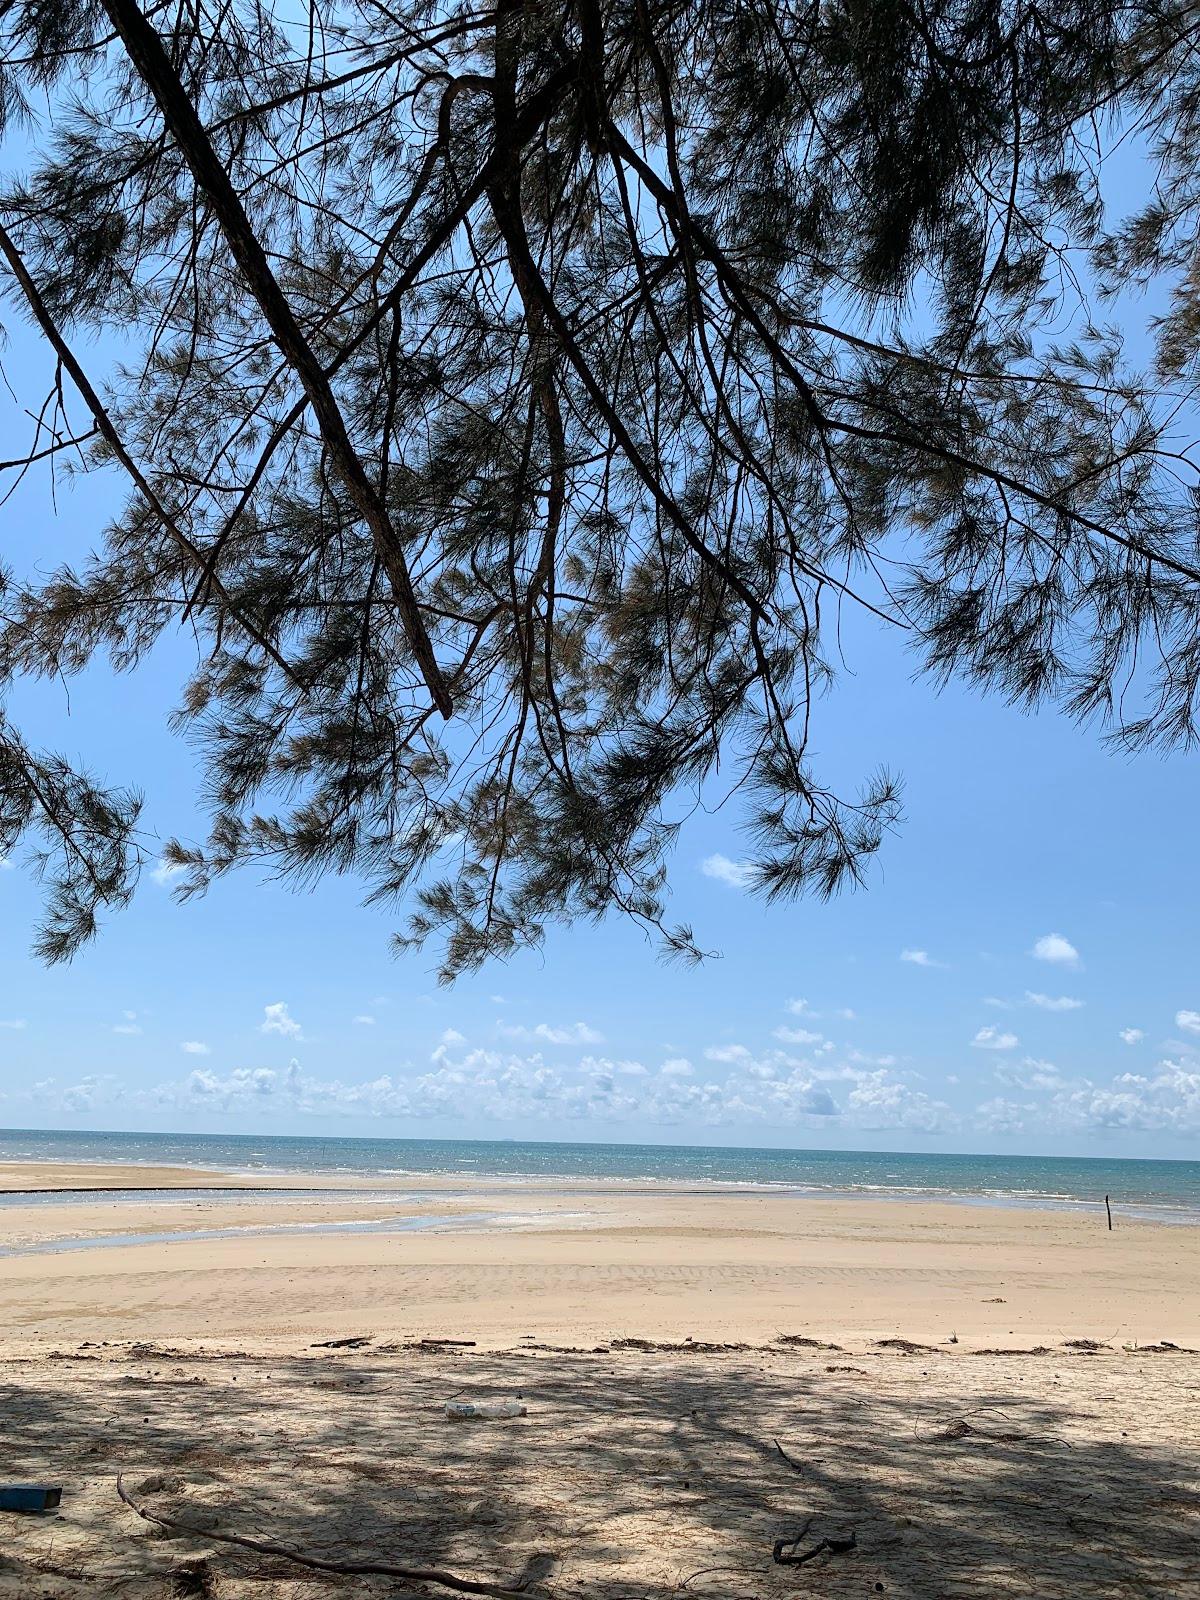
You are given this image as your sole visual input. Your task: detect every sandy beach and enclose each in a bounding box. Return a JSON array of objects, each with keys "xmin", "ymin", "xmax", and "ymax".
[
  {"xmin": 0, "ymin": 1161, "xmax": 1196, "ymax": 1350},
  {"xmin": 0, "ymin": 1162, "xmax": 1197, "ymax": 1596}
]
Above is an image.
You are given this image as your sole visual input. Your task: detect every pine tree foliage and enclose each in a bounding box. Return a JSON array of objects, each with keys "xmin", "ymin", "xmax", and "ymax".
[{"xmin": 0, "ymin": 0, "xmax": 1199, "ymax": 975}]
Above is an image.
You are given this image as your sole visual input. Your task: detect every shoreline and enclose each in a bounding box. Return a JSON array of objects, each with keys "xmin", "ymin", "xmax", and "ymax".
[{"xmin": 0, "ymin": 1157, "xmax": 1196, "ymax": 1224}]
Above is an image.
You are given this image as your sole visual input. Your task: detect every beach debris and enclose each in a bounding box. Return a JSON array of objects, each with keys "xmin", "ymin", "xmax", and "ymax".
[
  {"xmin": 170, "ymin": 1557, "xmax": 214, "ymax": 1597},
  {"xmin": 136, "ymin": 1471, "xmax": 186, "ymax": 1496},
  {"xmin": 680, "ymin": 1565, "xmax": 766, "ymax": 1590},
  {"xmin": 0, "ymin": 1484, "xmax": 62, "ymax": 1512},
  {"xmin": 915, "ymin": 1407, "xmax": 1038, "ymax": 1446},
  {"xmin": 609, "ymin": 1336, "xmax": 749, "ymax": 1353},
  {"xmin": 774, "ymin": 1334, "xmax": 841, "ymax": 1350},
  {"xmin": 115, "ymin": 1473, "xmax": 529, "ymax": 1599},
  {"xmin": 422, "ymin": 1338, "xmax": 477, "ymax": 1348},
  {"xmin": 1062, "ymin": 1339, "xmax": 1109, "ymax": 1352},
  {"xmin": 311, "ymin": 1335, "xmax": 372, "ymax": 1349},
  {"xmin": 927, "ymin": 1417, "xmax": 974, "ymax": 1441},
  {"xmin": 826, "ymin": 1365, "xmax": 869, "ymax": 1375},
  {"xmin": 875, "ymin": 1338, "xmax": 939, "ymax": 1355},
  {"xmin": 971, "ymin": 1346, "xmax": 1051, "ymax": 1356},
  {"xmin": 982, "ymin": 1297, "xmax": 1006, "ymax": 1303},
  {"xmin": 772, "ymin": 1438, "xmax": 805, "ymax": 1475},
  {"xmin": 445, "ymin": 1400, "xmax": 526, "ymax": 1420},
  {"xmin": 773, "ymin": 1518, "xmax": 857, "ymax": 1566}
]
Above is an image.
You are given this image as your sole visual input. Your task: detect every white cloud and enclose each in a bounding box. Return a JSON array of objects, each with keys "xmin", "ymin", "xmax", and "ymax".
[
  {"xmin": 587, "ymin": 1056, "xmax": 647, "ymax": 1078},
  {"xmin": 353, "ymin": 1014, "xmax": 376, "ymax": 1026},
  {"xmin": 700, "ymin": 853, "xmax": 754, "ymax": 890},
  {"xmin": 846, "ymin": 1073, "xmax": 954, "ymax": 1133},
  {"xmin": 183, "ymin": 1065, "xmax": 280, "ymax": 1104},
  {"xmin": 1031, "ymin": 933, "xmax": 1081, "ymax": 968},
  {"xmin": 976, "ymin": 1096, "xmax": 1031, "ymax": 1135},
  {"xmin": 180, "ymin": 1041, "xmax": 210, "ymax": 1056},
  {"xmin": 1025, "ymin": 991, "xmax": 1084, "ymax": 1012},
  {"xmin": 833, "ymin": 1008, "xmax": 856, "ymax": 1021},
  {"xmin": 900, "ymin": 949, "xmax": 944, "ymax": 968},
  {"xmin": 994, "ymin": 1055, "xmax": 1063, "ymax": 1091},
  {"xmin": 0, "ymin": 855, "xmax": 11, "ymax": 870},
  {"xmin": 0, "ymin": 1072, "xmax": 123, "ymax": 1113},
  {"xmin": 39, "ymin": 1036, "xmax": 996, "ymax": 1143},
  {"xmin": 1175, "ymin": 1010, "xmax": 1200, "ymax": 1036},
  {"xmin": 772, "ymin": 1026, "xmax": 824, "ymax": 1045},
  {"xmin": 0, "ymin": 1019, "xmax": 27, "ymax": 1030},
  {"xmin": 971, "ymin": 1025, "xmax": 1019, "ymax": 1051},
  {"xmin": 786, "ymin": 998, "xmax": 818, "ymax": 1017},
  {"xmin": 1048, "ymin": 1060, "xmax": 1200, "ymax": 1134},
  {"xmin": 112, "ymin": 1021, "xmax": 143, "ymax": 1035},
  {"xmin": 440, "ymin": 1028, "xmax": 466, "ymax": 1045},
  {"xmin": 1119, "ymin": 1028, "xmax": 1145, "ymax": 1045},
  {"xmin": 976, "ymin": 1055, "xmax": 1200, "ymax": 1137},
  {"xmin": 704, "ymin": 1043, "xmax": 750, "ymax": 1062},
  {"xmin": 261, "ymin": 1001, "xmax": 303, "ymax": 1040},
  {"xmin": 150, "ymin": 857, "xmax": 185, "ymax": 887},
  {"xmin": 796, "ymin": 1084, "xmax": 839, "ymax": 1116},
  {"xmin": 498, "ymin": 1020, "xmax": 604, "ymax": 1046},
  {"xmin": 100, "ymin": 1026, "xmax": 1200, "ymax": 1142}
]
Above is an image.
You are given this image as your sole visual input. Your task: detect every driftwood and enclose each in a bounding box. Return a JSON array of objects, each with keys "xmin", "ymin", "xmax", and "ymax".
[
  {"xmin": 115, "ymin": 1474, "xmax": 528, "ymax": 1599},
  {"xmin": 310, "ymin": 1336, "xmax": 371, "ymax": 1349}
]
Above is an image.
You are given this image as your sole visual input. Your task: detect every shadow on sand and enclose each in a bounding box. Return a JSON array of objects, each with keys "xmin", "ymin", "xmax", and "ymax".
[{"xmin": 0, "ymin": 1340, "xmax": 1196, "ymax": 1598}]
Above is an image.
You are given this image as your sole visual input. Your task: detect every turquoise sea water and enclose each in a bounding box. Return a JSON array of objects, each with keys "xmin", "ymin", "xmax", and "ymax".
[{"xmin": 0, "ymin": 1126, "xmax": 1197, "ymax": 1219}]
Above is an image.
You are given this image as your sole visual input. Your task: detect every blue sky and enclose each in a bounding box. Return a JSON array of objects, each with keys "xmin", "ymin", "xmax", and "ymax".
[
  {"xmin": 2, "ymin": 202, "xmax": 1200, "ymax": 1160},
  {"xmin": 2, "ymin": 397, "xmax": 1198, "ymax": 1159}
]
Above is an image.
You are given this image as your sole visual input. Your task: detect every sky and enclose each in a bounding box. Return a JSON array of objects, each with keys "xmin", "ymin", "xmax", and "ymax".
[{"xmin": 1, "ymin": 196, "xmax": 1199, "ymax": 1162}]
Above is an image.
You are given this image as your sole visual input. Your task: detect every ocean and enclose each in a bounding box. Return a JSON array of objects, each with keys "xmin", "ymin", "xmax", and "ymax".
[{"xmin": 0, "ymin": 1126, "xmax": 1197, "ymax": 1220}]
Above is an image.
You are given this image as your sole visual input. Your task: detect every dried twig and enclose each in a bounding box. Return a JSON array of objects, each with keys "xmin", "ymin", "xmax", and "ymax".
[
  {"xmin": 772, "ymin": 1439, "xmax": 804, "ymax": 1475},
  {"xmin": 773, "ymin": 1527, "xmax": 857, "ymax": 1565},
  {"xmin": 115, "ymin": 1475, "xmax": 528, "ymax": 1599}
]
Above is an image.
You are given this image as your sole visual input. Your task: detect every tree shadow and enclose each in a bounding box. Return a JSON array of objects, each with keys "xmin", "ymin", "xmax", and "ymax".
[{"xmin": 0, "ymin": 1341, "xmax": 1196, "ymax": 1598}]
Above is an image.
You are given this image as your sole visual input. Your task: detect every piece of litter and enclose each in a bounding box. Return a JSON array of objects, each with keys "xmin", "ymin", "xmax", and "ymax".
[
  {"xmin": 0, "ymin": 1484, "xmax": 62, "ymax": 1512},
  {"xmin": 444, "ymin": 1401, "xmax": 526, "ymax": 1420}
]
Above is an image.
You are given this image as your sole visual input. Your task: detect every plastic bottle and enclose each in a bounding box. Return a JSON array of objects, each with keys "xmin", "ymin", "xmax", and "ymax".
[{"xmin": 444, "ymin": 1400, "xmax": 526, "ymax": 1420}]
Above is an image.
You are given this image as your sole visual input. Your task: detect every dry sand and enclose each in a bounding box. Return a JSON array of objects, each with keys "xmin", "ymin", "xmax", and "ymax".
[
  {"xmin": 0, "ymin": 1163, "xmax": 1196, "ymax": 1596},
  {"xmin": 0, "ymin": 1162, "xmax": 1195, "ymax": 1350}
]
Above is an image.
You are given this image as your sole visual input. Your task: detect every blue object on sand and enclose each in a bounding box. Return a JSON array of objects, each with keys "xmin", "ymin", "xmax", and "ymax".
[{"xmin": 0, "ymin": 1485, "xmax": 62, "ymax": 1511}]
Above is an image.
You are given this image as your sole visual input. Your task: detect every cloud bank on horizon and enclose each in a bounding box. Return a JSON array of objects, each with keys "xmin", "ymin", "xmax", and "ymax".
[{"xmin": 6, "ymin": 925, "xmax": 1200, "ymax": 1149}]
